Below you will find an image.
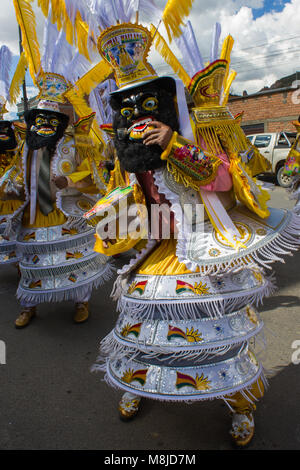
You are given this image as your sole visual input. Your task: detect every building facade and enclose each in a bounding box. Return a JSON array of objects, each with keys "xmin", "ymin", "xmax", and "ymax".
[{"xmin": 228, "ymin": 72, "xmax": 300, "ymax": 135}]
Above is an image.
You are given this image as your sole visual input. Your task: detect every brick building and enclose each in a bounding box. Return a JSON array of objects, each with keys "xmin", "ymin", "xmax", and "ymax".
[{"xmin": 228, "ymin": 72, "xmax": 300, "ymax": 135}]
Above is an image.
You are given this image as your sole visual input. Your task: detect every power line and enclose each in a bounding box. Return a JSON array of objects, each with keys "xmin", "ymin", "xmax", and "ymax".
[{"xmin": 231, "ymin": 33, "xmax": 300, "ymax": 52}]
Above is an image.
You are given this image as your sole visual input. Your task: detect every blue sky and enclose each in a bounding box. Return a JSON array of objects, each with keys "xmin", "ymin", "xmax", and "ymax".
[{"xmin": 252, "ymin": 0, "xmax": 290, "ymax": 18}]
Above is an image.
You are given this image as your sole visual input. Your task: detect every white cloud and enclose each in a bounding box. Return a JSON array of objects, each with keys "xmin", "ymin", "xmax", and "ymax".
[{"xmin": 150, "ymin": 0, "xmax": 300, "ymax": 94}]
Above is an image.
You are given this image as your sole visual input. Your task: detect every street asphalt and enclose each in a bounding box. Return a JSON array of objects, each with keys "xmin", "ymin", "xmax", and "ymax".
[{"xmin": 0, "ymin": 177, "xmax": 299, "ymax": 452}]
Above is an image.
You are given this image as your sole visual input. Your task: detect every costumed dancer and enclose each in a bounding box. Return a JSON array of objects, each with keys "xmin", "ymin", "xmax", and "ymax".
[
  {"xmin": 11, "ymin": 3, "xmax": 114, "ymax": 328},
  {"xmin": 284, "ymin": 117, "xmax": 300, "ymax": 213},
  {"xmin": 0, "ymin": 45, "xmax": 27, "ymax": 267},
  {"xmin": 52, "ymin": 0, "xmax": 300, "ymax": 447}
]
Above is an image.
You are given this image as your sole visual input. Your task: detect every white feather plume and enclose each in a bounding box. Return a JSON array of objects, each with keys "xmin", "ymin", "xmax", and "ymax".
[
  {"xmin": 41, "ymin": 6, "xmax": 58, "ymax": 72},
  {"xmin": 40, "ymin": 9, "xmax": 91, "ymax": 84},
  {"xmin": 210, "ymin": 22, "xmax": 221, "ymax": 63},
  {"xmin": 49, "ymin": 30, "xmax": 74, "ymax": 76},
  {"xmin": 0, "ymin": 45, "xmax": 13, "ymax": 100},
  {"xmin": 174, "ymin": 21, "xmax": 204, "ymax": 77},
  {"xmin": 83, "ymin": 0, "xmax": 161, "ymax": 32},
  {"xmin": 64, "ymin": 51, "xmax": 92, "ymax": 85}
]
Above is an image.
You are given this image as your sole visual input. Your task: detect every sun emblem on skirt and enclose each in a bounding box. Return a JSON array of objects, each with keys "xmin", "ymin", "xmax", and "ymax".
[
  {"xmin": 176, "ymin": 372, "xmax": 211, "ymax": 391},
  {"xmin": 121, "ymin": 322, "xmax": 142, "ymax": 338},
  {"xmin": 167, "ymin": 325, "xmax": 203, "ymax": 343},
  {"xmin": 121, "ymin": 368, "xmax": 148, "ymax": 386}
]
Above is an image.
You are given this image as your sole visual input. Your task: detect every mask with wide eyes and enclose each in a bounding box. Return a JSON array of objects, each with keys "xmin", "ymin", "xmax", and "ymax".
[
  {"xmin": 142, "ymin": 97, "xmax": 158, "ymax": 112},
  {"xmin": 120, "ymin": 96, "xmax": 159, "ymax": 119},
  {"xmin": 32, "ymin": 114, "xmax": 60, "ymax": 136}
]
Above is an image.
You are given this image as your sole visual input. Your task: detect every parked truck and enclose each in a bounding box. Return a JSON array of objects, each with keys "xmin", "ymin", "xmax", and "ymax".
[{"xmin": 247, "ymin": 131, "xmax": 297, "ymax": 187}]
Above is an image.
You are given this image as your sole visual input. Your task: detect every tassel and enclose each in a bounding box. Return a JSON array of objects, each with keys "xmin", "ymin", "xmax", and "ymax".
[
  {"xmin": 150, "ymin": 24, "xmax": 190, "ymax": 88},
  {"xmin": 72, "ymin": 60, "xmax": 112, "ymax": 97}
]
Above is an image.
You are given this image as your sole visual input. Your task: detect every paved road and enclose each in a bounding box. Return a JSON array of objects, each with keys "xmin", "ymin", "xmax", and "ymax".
[{"xmin": 0, "ymin": 183, "xmax": 299, "ymax": 451}]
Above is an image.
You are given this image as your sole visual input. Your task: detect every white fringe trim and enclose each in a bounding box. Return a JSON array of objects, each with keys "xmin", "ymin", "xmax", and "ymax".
[
  {"xmin": 98, "ymin": 328, "xmax": 266, "ymax": 365},
  {"xmin": 16, "ymin": 261, "xmax": 115, "ymax": 304},
  {"xmin": 116, "ymin": 274, "xmax": 276, "ymax": 321},
  {"xmin": 92, "ymin": 359, "xmax": 267, "ymax": 405},
  {"xmin": 19, "ymin": 253, "xmax": 108, "ymax": 279},
  {"xmin": 16, "ymin": 230, "xmax": 95, "ymax": 255}
]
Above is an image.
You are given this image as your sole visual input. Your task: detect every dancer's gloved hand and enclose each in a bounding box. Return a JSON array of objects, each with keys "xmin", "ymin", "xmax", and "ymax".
[{"xmin": 143, "ymin": 121, "xmax": 173, "ymax": 150}]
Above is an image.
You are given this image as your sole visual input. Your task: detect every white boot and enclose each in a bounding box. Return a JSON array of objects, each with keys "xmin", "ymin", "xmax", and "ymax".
[
  {"xmin": 118, "ymin": 392, "xmax": 141, "ymax": 420},
  {"xmin": 230, "ymin": 412, "xmax": 255, "ymax": 447}
]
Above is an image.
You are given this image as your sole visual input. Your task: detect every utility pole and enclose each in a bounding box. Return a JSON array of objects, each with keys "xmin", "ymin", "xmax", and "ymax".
[{"xmin": 18, "ymin": 25, "xmax": 29, "ymax": 115}]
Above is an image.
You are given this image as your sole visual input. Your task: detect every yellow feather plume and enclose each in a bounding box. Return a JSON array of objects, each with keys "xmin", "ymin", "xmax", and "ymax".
[
  {"xmin": 13, "ymin": 0, "xmax": 41, "ymax": 84},
  {"xmin": 220, "ymin": 34, "xmax": 234, "ymax": 88},
  {"xmin": 222, "ymin": 69, "xmax": 237, "ymax": 106},
  {"xmin": 9, "ymin": 52, "xmax": 28, "ymax": 105},
  {"xmin": 66, "ymin": 60, "xmax": 113, "ymax": 146},
  {"xmin": 150, "ymin": 24, "xmax": 190, "ymax": 87},
  {"xmin": 162, "ymin": 0, "xmax": 195, "ymax": 41}
]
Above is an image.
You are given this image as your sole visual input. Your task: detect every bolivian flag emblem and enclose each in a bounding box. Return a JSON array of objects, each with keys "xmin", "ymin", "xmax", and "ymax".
[
  {"xmin": 176, "ymin": 280, "xmax": 210, "ymax": 295},
  {"xmin": 128, "ymin": 280, "xmax": 147, "ymax": 295}
]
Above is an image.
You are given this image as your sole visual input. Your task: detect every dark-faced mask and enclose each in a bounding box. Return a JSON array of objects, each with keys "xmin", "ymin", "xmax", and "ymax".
[
  {"xmin": 25, "ymin": 109, "xmax": 69, "ymax": 150},
  {"xmin": 110, "ymin": 84, "xmax": 179, "ymax": 173},
  {"xmin": 0, "ymin": 121, "xmax": 17, "ymax": 151}
]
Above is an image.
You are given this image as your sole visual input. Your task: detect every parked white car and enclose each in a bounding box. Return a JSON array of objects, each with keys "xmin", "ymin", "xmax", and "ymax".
[{"xmin": 247, "ymin": 131, "xmax": 297, "ymax": 187}]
